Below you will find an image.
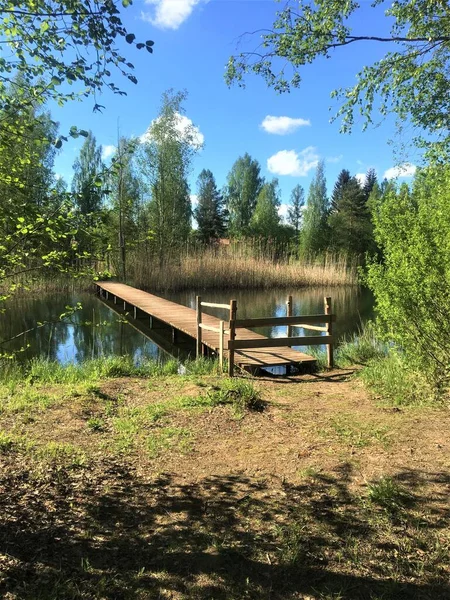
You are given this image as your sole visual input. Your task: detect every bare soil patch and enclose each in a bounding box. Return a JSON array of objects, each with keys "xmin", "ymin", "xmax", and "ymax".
[{"xmin": 1, "ymin": 370, "xmax": 449, "ymax": 599}]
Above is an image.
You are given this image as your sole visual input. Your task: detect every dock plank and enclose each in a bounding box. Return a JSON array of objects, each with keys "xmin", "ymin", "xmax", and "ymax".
[{"xmin": 96, "ymin": 282, "xmax": 316, "ymax": 370}]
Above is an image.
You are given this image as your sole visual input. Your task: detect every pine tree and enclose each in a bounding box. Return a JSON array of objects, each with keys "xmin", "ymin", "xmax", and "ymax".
[
  {"xmin": 363, "ymin": 168, "xmax": 377, "ymax": 201},
  {"xmin": 287, "ymin": 184, "xmax": 305, "ymax": 233},
  {"xmin": 299, "ymin": 161, "xmax": 329, "ymax": 257},
  {"xmin": 330, "ymin": 169, "xmax": 351, "ymax": 213},
  {"xmin": 195, "ymin": 169, "xmax": 225, "ymax": 243},
  {"xmin": 328, "ymin": 175, "xmax": 372, "ymax": 255}
]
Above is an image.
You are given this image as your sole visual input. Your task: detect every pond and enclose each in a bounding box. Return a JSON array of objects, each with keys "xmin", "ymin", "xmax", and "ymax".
[{"xmin": 0, "ymin": 286, "xmax": 374, "ymax": 365}]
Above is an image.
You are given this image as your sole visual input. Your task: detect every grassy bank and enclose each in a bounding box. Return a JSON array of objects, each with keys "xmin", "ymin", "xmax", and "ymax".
[
  {"xmin": 0, "ymin": 357, "xmax": 449, "ymax": 599},
  {"xmin": 129, "ymin": 245, "xmax": 358, "ymax": 292}
]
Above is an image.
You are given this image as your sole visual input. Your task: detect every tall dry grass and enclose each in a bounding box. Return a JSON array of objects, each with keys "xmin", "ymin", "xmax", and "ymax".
[{"xmin": 128, "ymin": 243, "xmax": 358, "ymax": 292}]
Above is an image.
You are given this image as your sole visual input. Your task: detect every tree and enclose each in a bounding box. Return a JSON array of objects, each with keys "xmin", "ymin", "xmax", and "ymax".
[
  {"xmin": 107, "ymin": 137, "xmax": 142, "ymax": 280},
  {"xmin": 194, "ymin": 169, "xmax": 226, "ymax": 243},
  {"xmin": 0, "ymin": 1, "xmax": 154, "ymax": 140},
  {"xmin": 0, "ymin": 82, "xmax": 58, "ymax": 236},
  {"xmin": 224, "ymin": 153, "xmax": 263, "ymax": 237},
  {"xmin": 299, "ymin": 161, "xmax": 329, "ymax": 257},
  {"xmin": 140, "ymin": 90, "xmax": 199, "ymax": 266},
  {"xmin": 287, "ymin": 184, "xmax": 305, "ymax": 234},
  {"xmin": 328, "ymin": 175, "xmax": 372, "ymax": 256},
  {"xmin": 72, "ymin": 132, "xmax": 104, "ymax": 217},
  {"xmin": 226, "ymin": 1, "xmax": 450, "ymax": 156},
  {"xmin": 250, "ymin": 178, "xmax": 281, "ymax": 238},
  {"xmin": 363, "ymin": 168, "xmax": 378, "ymax": 202},
  {"xmin": 365, "ymin": 165, "xmax": 450, "ymax": 390},
  {"xmin": 330, "ymin": 169, "xmax": 351, "ymax": 214}
]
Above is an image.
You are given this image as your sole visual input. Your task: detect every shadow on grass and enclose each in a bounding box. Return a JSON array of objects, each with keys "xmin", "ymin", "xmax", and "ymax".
[{"xmin": 0, "ymin": 457, "xmax": 449, "ymax": 599}]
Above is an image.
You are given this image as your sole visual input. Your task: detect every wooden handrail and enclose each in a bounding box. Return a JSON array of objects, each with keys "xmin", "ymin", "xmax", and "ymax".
[
  {"xmin": 201, "ymin": 301, "xmax": 230, "ymax": 310},
  {"xmin": 229, "ymin": 335, "xmax": 333, "ymax": 350},
  {"xmin": 233, "ymin": 314, "xmax": 335, "ymax": 328}
]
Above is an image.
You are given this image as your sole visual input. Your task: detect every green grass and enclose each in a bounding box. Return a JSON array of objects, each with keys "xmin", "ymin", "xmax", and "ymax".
[
  {"xmin": 321, "ymin": 414, "xmax": 391, "ymax": 448},
  {"xmin": 0, "ymin": 356, "xmax": 223, "ymax": 386},
  {"xmin": 205, "ymin": 378, "xmax": 266, "ymax": 418},
  {"xmin": 0, "ymin": 387, "xmax": 56, "ymax": 415},
  {"xmin": 146, "ymin": 426, "xmax": 194, "ymax": 458},
  {"xmin": 368, "ymin": 476, "xmax": 413, "ymax": 515},
  {"xmin": 336, "ymin": 321, "xmax": 388, "ymax": 367},
  {"xmin": 359, "ymin": 351, "xmax": 438, "ymax": 406}
]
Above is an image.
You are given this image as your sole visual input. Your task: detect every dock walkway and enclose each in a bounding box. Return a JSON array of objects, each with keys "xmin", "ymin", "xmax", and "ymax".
[{"xmin": 96, "ymin": 282, "xmax": 318, "ymax": 372}]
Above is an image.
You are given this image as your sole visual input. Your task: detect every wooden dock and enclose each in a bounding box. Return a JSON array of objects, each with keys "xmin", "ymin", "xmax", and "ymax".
[{"xmin": 96, "ymin": 282, "xmax": 335, "ymax": 375}]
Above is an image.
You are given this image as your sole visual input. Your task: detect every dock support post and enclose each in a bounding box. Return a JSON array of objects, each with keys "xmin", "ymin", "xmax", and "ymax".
[
  {"xmin": 196, "ymin": 296, "xmax": 202, "ymax": 358},
  {"xmin": 219, "ymin": 320, "xmax": 224, "ymax": 372},
  {"xmin": 324, "ymin": 296, "xmax": 334, "ymax": 368},
  {"xmin": 149, "ymin": 316, "xmax": 153, "ymax": 329},
  {"xmin": 286, "ymin": 295, "xmax": 293, "ymax": 375},
  {"xmin": 114, "ymin": 295, "xmax": 117, "ymax": 304},
  {"xmin": 133, "ymin": 306, "xmax": 137, "ymax": 319},
  {"xmin": 228, "ymin": 299, "xmax": 237, "ymax": 377},
  {"xmin": 286, "ymin": 295, "xmax": 293, "ymax": 340}
]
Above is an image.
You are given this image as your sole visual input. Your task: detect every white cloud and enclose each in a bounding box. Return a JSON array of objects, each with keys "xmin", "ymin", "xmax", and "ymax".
[
  {"xmin": 141, "ymin": 0, "xmax": 205, "ymax": 29},
  {"xmin": 102, "ymin": 145, "xmax": 116, "ymax": 160},
  {"xmin": 278, "ymin": 203, "xmax": 289, "ymax": 222},
  {"xmin": 267, "ymin": 147, "xmax": 319, "ymax": 177},
  {"xmin": 355, "ymin": 173, "xmax": 366, "ymax": 186},
  {"xmin": 383, "ymin": 163, "xmax": 417, "ymax": 180},
  {"xmin": 261, "ymin": 115, "xmax": 311, "ymax": 135},
  {"xmin": 140, "ymin": 112, "xmax": 204, "ymax": 149},
  {"xmin": 327, "ymin": 154, "xmax": 343, "ymax": 164},
  {"xmin": 190, "ymin": 194, "xmax": 198, "ymax": 207}
]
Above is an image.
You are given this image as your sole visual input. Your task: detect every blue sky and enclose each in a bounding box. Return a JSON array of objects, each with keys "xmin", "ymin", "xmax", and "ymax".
[{"xmin": 53, "ymin": 0, "xmax": 421, "ymax": 219}]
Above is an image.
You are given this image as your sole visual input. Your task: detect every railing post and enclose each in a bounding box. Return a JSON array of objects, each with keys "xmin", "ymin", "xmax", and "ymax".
[
  {"xmin": 228, "ymin": 299, "xmax": 237, "ymax": 377},
  {"xmin": 286, "ymin": 295, "xmax": 293, "ymax": 375},
  {"xmin": 196, "ymin": 296, "xmax": 202, "ymax": 358},
  {"xmin": 219, "ymin": 320, "xmax": 224, "ymax": 372},
  {"xmin": 324, "ymin": 296, "xmax": 334, "ymax": 368},
  {"xmin": 286, "ymin": 294, "xmax": 293, "ymax": 339}
]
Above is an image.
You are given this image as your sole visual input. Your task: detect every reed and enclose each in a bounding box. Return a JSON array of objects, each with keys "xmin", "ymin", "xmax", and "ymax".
[{"xmin": 128, "ymin": 243, "xmax": 358, "ymax": 292}]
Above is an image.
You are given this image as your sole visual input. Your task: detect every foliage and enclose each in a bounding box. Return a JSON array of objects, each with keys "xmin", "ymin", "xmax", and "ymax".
[
  {"xmin": 194, "ymin": 169, "xmax": 226, "ymax": 243},
  {"xmin": 299, "ymin": 160, "xmax": 328, "ymax": 257},
  {"xmin": 72, "ymin": 132, "xmax": 104, "ymax": 217},
  {"xmin": 0, "ymin": 1, "xmax": 153, "ymax": 128},
  {"xmin": 336, "ymin": 321, "xmax": 388, "ymax": 367},
  {"xmin": 224, "ymin": 153, "xmax": 263, "ymax": 237},
  {"xmin": 139, "ymin": 90, "xmax": 198, "ymax": 265},
  {"xmin": 107, "ymin": 136, "xmax": 142, "ymax": 279},
  {"xmin": 226, "ymin": 0, "xmax": 450, "ymax": 156},
  {"xmin": 328, "ymin": 175, "xmax": 372, "ymax": 256},
  {"xmin": 249, "ymin": 178, "xmax": 281, "ymax": 237},
  {"xmin": 359, "ymin": 351, "xmax": 438, "ymax": 406},
  {"xmin": 365, "ymin": 164, "xmax": 450, "ymax": 389},
  {"xmin": 287, "ymin": 184, "xmax": 305, "ymax": 234}
]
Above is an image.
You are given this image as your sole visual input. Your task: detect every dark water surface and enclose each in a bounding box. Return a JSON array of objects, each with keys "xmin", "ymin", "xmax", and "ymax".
[{"xmin": 0, "ymin": 287, "xmax": 374, "ymax": 364}]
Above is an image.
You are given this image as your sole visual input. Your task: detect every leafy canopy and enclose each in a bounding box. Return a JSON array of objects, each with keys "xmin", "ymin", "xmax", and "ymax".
[
  {"xmin": 226, "ymin": 0, "xmax": 450, "ymax": 155},
  {"xmin": 365, "ymin": 165, "xmax": 450, "ymax": 389},
  {"xmin": 0, "ymin": 1, "xmax": 154, "ymax": 143}
]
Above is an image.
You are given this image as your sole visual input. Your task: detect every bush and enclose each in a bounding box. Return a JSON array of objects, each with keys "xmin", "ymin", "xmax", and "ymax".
[
  {"xmin": 359, "ymin": 351, "xmax": 437, "ymax": 406},
  {"xmin": 365, "ymin": 166, "xmax": 450, "ymax": 393}
]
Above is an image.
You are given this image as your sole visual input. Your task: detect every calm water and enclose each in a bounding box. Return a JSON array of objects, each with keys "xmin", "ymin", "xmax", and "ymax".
[{"xmin": 0, "ymin": 287, "xmax": 374, "ymax": 364}]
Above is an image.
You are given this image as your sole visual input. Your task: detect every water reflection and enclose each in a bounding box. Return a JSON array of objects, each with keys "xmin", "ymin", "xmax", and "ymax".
[
  {"xmin": 0, "ymin": 293, "xmax": 169, "ymax": 364},
  {"xmin": 0, "ymin": 287, "xmax": 374, "ymax": 364},
  {"xmin": 163, "ymin": 287, "xmax": 374, "ymax": 344}
]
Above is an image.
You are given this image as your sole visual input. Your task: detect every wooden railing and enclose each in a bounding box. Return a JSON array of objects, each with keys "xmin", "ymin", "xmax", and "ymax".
[
  {"xmin": 227, "ymin": 296, "xmax": 335, "ymax": 376},
  {"xmin": 196, "ymin": 297, "xmax": 233, "ymax": 372},
  {"xmin": 197, "ymin": 295, "xmax": 335, "ymax": 376}
]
